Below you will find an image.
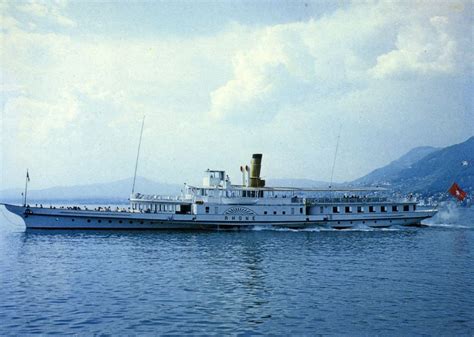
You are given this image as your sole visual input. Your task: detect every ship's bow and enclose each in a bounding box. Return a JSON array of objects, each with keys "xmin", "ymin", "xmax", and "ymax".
[{"xmin": 3, "ymin": 204, "xmax": 27, "ymax": 217}]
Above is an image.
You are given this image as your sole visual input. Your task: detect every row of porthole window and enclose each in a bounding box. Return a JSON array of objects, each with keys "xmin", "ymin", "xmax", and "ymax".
[
  {"xmin": 75, "ymin": 219, "xmax": 161, "ymax": 225},
  {"xmin": 336, "ymin": 220, "xmax": 380, "ymax": 225},
  {"xmin": 332, "ymin": 205, "xmax": 414, "ymax": 214},
  {"xmin": 335, "ymin": 219, "xmax": 408, "ymax": 225}
]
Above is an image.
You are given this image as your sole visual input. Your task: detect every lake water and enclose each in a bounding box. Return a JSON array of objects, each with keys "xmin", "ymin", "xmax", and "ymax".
[{"xmin": 0, "ymin": 205, "xmax": 473, "ymax": 335}]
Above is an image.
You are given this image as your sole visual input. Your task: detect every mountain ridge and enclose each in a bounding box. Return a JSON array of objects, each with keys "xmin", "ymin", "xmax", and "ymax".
[
  {"xmin": 353, "ymin": 136, "xmax": 473, "ymax": 196},
  {"xmin": 353, "ymin": 146, "xmax": 439, "ymax": 185}
]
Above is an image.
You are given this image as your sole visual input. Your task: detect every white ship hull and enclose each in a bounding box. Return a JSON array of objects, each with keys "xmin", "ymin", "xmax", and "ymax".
[{"xmin": 3, "ymin": 204, "xmax": 436, "ymax": 230}]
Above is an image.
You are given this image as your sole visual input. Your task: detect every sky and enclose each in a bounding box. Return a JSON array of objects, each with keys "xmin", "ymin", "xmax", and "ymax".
[{"xmin": 1, "ymin": 0, "xmax": 473, "ymax": 190}]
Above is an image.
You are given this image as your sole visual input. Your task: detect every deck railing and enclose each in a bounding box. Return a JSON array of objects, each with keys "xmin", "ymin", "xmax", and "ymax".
[
  {"xmin": 306, "ymin": 197, "xmax": 412, "ymax": 204},
  {"xmin": 131, "ymin": 193, "xmax": 184, "ymax": 201}
]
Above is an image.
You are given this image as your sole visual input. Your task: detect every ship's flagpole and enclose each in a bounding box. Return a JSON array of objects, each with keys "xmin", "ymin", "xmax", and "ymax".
[
  {"xmin": 131, "ymin": 115, "xmax": 146, "ymax": 195},
  {"xmin": 446, "ymin": 160, "xmax": 469, "ymax": 203},
  {"xmin": 23, "ymin": 169, "xmax": 30, "ymax": 206}
]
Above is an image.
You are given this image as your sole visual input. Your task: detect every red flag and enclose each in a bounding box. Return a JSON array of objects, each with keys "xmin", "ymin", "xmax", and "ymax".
[{"xmin": 448, "ymin": 182, "xmax": 467, "ymax": 201}]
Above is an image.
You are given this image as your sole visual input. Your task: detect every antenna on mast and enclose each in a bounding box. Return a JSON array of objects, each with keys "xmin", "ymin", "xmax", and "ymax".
[
  {"xmin": 329, "ymin": 124, "xmax": 342, "ymax": 189},
  {"xmin": 131, "ymin": 115, "xmax": 146, "ymax": 195}
]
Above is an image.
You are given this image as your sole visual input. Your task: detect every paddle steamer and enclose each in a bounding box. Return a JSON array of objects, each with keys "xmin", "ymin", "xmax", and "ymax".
[{"xmin": 3, "ymin": 154, "xmax": 437, "ymax": 230}]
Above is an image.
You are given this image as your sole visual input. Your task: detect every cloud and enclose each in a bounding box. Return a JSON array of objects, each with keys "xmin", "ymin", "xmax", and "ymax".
[
  {"xmin": 208, "ymin": 1, "xmax": 472, "ymax": 122},
  {"xmin": 16, "ymin": 0, "xmax": 77, "ymax": 28},
  {"xmin": 371, "ymin": 16, "xmax": 459, "ymax": 78},
  {"xmin": 0, "ymin": 14, "xmax": 259, "ymax": 186},
  {"xmin": 209, "ymin": 22, "xmax": 317, "ymax": 121},
  {"xmin": 0, "ymin": 15, "xmax": 20, "ymax": 31},
  {"xmin": 4, "ymin": 92, "xmax": 79, "ymax": 142},
  {"xmin": 17, "ymin": 2, "xmax": 49, "ymax": 17}
]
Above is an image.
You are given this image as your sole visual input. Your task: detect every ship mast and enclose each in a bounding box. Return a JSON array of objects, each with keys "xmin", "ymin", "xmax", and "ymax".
[
  {"xmin": 329, "ymin": 124, "xmax": 342, "ymax": 189},
  {"xmin": 23, "ymin": 169, "xmax": 30, "ymax": 206},
  {"xmin": 131, "ymin": 115, "xmax": 146, "ymax": 195}
]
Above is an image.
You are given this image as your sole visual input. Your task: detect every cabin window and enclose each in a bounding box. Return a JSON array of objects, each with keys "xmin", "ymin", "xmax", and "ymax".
[
  {"xmin": 291, "ymin": 208, "xmax": 295, "ymax": 215},
  {"xmin": 273, "ymin": 211, "xmax": 277, "ymax": 215},
  {"xmin": 300, "ymin": 208, "xmax": 303, "ymax": 214},
  {"xmin": 369, "ymin": 206, "xmax": 375, "ymax": 213},
  {"xmin": 357, "ymin": 206, "xmax": 364, "ymax": 213},
  {"xmin": 264, "ymin": 211, "xmax": 267, "ymax": 215},
  {"xmin": 392, "ymin": 205, "xmax": 398, "ymax": 212},
  {"xmin": 381, "ymin": 206, "xmax": 387, "ymax": 213},
  {"xmin": 320, "ymin": 206, "xmax": 324, "ymax": 213},
  {"xmin": 403, "ymin": 205, "xmax": 409, "ymax": 212},
  {"xmin": 413, "ymin": 205, "xmax": 417, "ymax": 211},
  {"xmin": 205, "ymin": 206, "xmax": 209, "ymax": 214},
  {"xmin": 333, "ymin": 206, "xmax": 339, "ymax": 213},
  {"xmin": 282, "ymin": 211, "xmax": 286, "ymax": 215},
  {"xmin": 345, "ymin": 206, "xmax": 352, "ymax": 213}
]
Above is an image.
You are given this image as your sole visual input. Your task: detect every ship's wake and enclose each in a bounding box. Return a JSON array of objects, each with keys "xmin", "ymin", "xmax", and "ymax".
[
  {"xmin": 423, "ymin": 203, "xmax": 473, "ymax": 229},
  {"xmin": 425, "ymin": 223, "xmax": 472, "ymax": 229}
]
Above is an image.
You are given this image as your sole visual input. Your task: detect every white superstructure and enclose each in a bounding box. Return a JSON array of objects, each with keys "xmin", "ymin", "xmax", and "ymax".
[{"xmin": 3, "ymin": 154, "xmax": 437, "ymax": 230}]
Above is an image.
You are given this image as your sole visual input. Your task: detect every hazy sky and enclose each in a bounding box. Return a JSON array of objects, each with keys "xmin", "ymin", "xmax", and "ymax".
[{"xmin": 1, "ymin": 0, "xmax": 473, "ymax": 190}]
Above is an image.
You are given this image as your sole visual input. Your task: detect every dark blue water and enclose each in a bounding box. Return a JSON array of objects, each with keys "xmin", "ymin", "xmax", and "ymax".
[{"xmin": 1, "ymin": 206, "xmax": 473, "ymax": 335}]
